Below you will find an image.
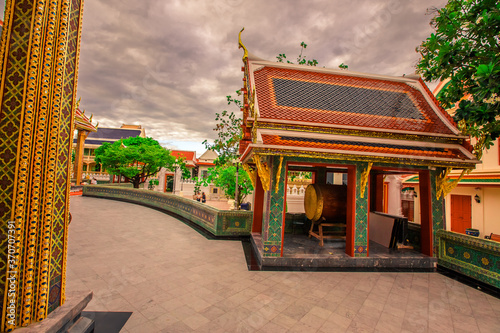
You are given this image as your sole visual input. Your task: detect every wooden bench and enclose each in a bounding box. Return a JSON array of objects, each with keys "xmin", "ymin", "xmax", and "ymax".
[{"xmin": 485, "ymin": 233, "xmax": 500, "ymax": 242}]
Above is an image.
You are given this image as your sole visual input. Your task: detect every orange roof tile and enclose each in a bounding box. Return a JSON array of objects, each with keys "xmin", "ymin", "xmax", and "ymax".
[{"xmin": 171, "ymin": 150, "xmax": 196, "ymax": 162}]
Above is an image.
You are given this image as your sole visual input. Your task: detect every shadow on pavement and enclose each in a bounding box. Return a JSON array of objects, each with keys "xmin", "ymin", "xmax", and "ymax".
[{"xmin": 82, "ymin": 311, "xmax": 132, "ymax": 333}]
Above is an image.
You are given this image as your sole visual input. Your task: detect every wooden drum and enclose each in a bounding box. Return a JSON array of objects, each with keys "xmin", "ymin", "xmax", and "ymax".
[{"xmin": 304, "ymin": 184, "xmax": 347, "ymax": 223}]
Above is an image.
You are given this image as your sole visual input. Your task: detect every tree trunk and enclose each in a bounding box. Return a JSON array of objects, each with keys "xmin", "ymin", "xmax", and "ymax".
[{"xmin": 132, "ymin": 178, "xmax": 141, "ymax": 188}]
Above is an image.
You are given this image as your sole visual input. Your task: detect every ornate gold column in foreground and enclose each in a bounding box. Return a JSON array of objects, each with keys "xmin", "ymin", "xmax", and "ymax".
[{"xmin": 0, "ymin": 0, "xmax": 84, "ymax": 331}]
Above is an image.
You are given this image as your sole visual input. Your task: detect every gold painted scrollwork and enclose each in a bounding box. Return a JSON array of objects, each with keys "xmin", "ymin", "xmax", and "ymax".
[
  {"xmin": 436, "ymin": 167, "xmax": 471, "ymax": 200},
  {"xmin": 241, "ymin": 163, "xmax": 256, "ymax": 188},
  {"xmin": 275, "ymin": 156, "xmax": 284, "ymax": 194},
  {"xmin": 253, "ymin": 155, "xmax": 270, "ymax": 192},
  {"xmin": 248, "ymin": 86, "xmax": 255, "ymax": 118},
  {"xmin": 359, "ymin": 162, "xmax": 372, "ymax": 199},
  {"xmin": 252, "ymin": 109, "xmax": 258, "ymax": 143}
]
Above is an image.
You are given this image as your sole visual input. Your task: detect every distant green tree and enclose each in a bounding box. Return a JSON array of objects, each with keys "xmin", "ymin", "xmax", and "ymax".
[
  {"xmin": 416, "ymin": 0, "xmax": 500, "ymax": 158},
  {"xmin": 95, "ymin": 136, "xmax": 183, "ymax": 188},
  {"xmin": 198, "ymin": 165, "xmax": 253, "ymax": 205}
]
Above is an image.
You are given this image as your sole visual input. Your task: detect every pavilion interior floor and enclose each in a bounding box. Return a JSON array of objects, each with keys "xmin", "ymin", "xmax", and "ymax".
[
  {"xmin": 250, "ymin": 232, "xmax": 437, "ymax": 272},
  {"xmin": 282, "ymin": 234, "xmax": 429, "ymax": 259}
]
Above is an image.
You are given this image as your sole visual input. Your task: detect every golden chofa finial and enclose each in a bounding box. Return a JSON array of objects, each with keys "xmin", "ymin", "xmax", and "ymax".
[{"xmin": 238, "ymin": 27, "xmax": 248, "ymax": 62}]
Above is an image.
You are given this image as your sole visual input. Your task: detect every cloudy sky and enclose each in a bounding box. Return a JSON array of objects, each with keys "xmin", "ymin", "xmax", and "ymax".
[{"xmin": 1, "ymin": 0, "xmax": 448, "ymax": 156}]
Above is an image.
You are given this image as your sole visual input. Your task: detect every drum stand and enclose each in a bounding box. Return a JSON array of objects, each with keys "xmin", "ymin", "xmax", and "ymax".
[{"xmin": 308, "ymin": 217, "xmax": 346, "ymax": 247}]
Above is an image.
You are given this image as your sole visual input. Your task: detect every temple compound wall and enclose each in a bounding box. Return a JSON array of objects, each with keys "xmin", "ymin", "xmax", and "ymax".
[
  {"xmin": 0, "ymin": 0, "xmax": 84, "ymax": 331},
  {"xmin": 82, "ymin": 185, "xmax": 253, "ymax": 237}
]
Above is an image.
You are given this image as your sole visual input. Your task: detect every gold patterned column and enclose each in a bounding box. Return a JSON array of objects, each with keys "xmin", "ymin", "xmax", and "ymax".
[
  {"xmin": 74, "ymin": 129, "xmax": 90, "ymax": 185},
  {"xmin": 0, "ymin": 0, "xmax": 84, "ymax": 331}
]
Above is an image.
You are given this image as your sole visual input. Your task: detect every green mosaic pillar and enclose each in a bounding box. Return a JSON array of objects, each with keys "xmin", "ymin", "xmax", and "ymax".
[
  {"xmin": 354, "ymin": 162, "xmax": 369, "ymax": 257},
  {"xmin": 431, "ymin": 169, "xmax": 445, "ymax": 257},
  {"xmin": 0, "ymin": 0, "xmax": 84, "ymax": 331},
  {"xmin": 262, "ymin": 156, "xmax": 287, "ymax": 257}
]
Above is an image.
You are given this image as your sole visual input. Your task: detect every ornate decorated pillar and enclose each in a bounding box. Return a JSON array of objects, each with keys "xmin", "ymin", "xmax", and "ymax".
[
  {"xmin": 74, "ymin": 129, "xmax": 89, "ymax": 185},
  {"xmin": 0, "ymin": 0, "xmax": 84, "ymax": 331},
  {"xmin": 261, "ymin": 155, "xmax": 286, "ymax": 257},
  {"xmin": 352, "ymin": 162, "xmax": 371, "ymax": 257}
]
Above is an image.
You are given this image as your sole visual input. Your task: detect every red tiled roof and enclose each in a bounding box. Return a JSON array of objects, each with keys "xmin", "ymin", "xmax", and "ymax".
[
  {"xmin": 253, "ymin": 67, "xmax": 455, "ymax": 135},
  {"xmin": 261, "ymin": 134, "xmax": 469, "ymax": 161},
  {"xmin": 171, "ymin": 150, "xmax": 196, "ymax": 162},
  {"xmin": 197, "ymin": 161, "xmax": 215, "ymax": 166}
]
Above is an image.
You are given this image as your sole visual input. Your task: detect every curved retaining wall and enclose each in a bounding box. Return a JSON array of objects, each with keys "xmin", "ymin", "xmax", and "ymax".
[
  {"xmin": 437, "ymin": 230, "xmax": 500, "ymax": 289},
  {"xmin": 82, "ymin": 185, "xmax": 252, "ymax": 237}
]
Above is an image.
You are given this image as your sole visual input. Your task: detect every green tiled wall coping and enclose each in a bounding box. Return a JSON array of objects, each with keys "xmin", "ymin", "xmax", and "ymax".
[
  {"xmin": 437, "ymin": 230, "xmax": 500, "ymax": 289},
  {"xmin": 82, "ymin": 185, "xmax": 252, "ymax": 237}
]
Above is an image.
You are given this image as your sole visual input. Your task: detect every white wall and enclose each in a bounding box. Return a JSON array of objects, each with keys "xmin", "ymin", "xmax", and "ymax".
[{"xmin": 483, "ymin": 187, "xmax": 500, "ymax": 235}]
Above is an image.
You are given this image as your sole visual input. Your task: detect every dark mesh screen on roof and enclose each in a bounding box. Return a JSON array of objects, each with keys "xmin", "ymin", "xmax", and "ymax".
[
  {"xmin": 87, "ymin": 128, "xmax": 142, "ymax": 139},
  {"xmin": 272, "ymin": 78, "xmax": 424, "ymax": 120}
]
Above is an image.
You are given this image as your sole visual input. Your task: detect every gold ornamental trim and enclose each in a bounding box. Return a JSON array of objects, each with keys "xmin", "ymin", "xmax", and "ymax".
[
  {"xmin": 253, "ymin": 155, "xmax": 270, "ymax": 192},
  {"xmin": 238, "ymin": 27, "xmax": 248, "ymax": 62},
  {"xmin": 256, "ymin": 122, "xmax": 464, "ymax": 145},
  {"xmin": 241, "ymin": 163, "xmax": 256, "ymax": 189},
  {"xmin": 436, "ymin": 167, "xmax": 471, "ymax": 200},
  {"xmin": 275, "ymin": 156, "xmax": 284, "ymax": 194},
  {"xmin": 248, "ymin": 148, "xmax": 475, "ymax": 170},
  {"xmin": 24, "ymin": 0, "xmax": 59, "ymax": 324},
  {"xmin": 359, "ymin": 162, "xmax": 372, "ymax": 199}
]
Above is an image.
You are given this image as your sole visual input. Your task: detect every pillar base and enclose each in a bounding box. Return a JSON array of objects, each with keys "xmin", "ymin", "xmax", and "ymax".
[{"xmin": 15, "ymin": 291, "xmax": 93, "ymax": 333}]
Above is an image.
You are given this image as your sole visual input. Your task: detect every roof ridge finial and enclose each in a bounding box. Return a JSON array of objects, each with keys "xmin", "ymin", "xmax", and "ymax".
[{"xmin": 238, "ymin": 27, "xmax": 248, "ymax": 62}]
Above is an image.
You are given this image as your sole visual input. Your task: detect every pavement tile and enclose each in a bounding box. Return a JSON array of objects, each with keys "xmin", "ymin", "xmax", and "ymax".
[
  {"xmin": 346, "ymin": 319, "xmax": 376, "ymax": 333},
  {"xmin": 182, "ymin": 313, "xmax": 211, "ymax": 330},
  {"xmin": 271, "ymin": 313, "xmax": 298, "ymax": 330}
]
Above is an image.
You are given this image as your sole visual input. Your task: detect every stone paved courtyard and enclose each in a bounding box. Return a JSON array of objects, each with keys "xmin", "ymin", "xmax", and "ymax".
[{"xmin": 67, "ymin": 196, "xmax": 500, "ymax": 332}]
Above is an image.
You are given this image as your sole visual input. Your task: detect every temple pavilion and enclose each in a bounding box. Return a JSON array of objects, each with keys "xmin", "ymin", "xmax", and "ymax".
[{"xmin": 237, "ymin": 35, "xmax": 479, "ymax": 263}]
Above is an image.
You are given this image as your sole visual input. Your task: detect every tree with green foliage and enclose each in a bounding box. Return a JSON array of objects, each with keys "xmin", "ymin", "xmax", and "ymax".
[
  {"xmin": 416, "ymin": 0, "xmax": 500, "ymax": 158},
  {"xmin": 197, "ymin": 165, "xmax": 254, "ymax": 206},
  {"xmin": 201, "ymin": 92, "xmax": 253, "ymax": 207},
  {"xmin": 202, "ymin": 94, "xmax": 243, "ymax": 166},
  {"xmin": 94, "ymin": 136, "xmax": 184, "ymax": 188}
]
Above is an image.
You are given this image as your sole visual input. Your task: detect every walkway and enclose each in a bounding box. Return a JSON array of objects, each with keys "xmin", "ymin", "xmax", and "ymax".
[{"xmin": 67, "ymin": 196, "xmax": 500, "ymax": 333}]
